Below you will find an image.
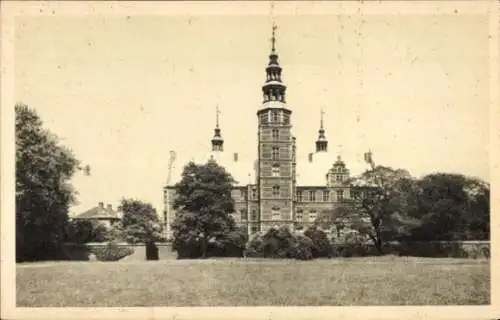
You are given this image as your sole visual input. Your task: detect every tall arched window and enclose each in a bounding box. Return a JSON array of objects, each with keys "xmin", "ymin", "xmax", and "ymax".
[{"xmin": 272, "ymin": 147, "xmax": 279, "ymax": 160}]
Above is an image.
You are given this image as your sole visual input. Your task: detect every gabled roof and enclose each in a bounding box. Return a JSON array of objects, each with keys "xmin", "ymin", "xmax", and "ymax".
[{"xmin": 74, "ymin": 202, "xmax": 120, "ymax": 220}]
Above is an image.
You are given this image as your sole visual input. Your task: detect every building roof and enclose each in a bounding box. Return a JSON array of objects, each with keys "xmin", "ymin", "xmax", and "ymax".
[
  {"xmin": 296, "ymin": 151, "xmax": 332, "ymax": 186},
  {"xmin": 206, "ymin": 150, "xmax": 257, "ymax": 186},
  {"xmin": 166, "ymin": 148, "xmax": 257, "ymax": 188},
  {"xmin": 74, "ymin": 202, "xmax": 121, "ymax": 220},
  {"xmin": 296, "ymin": 151, "xmax": 370, "ymax": 186},
  {"xmin": 166, "ymin": 148, "xmax": 371, "ymax": 189}
]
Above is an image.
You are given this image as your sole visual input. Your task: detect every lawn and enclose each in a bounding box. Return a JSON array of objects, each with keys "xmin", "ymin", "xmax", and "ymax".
[{"xmin": 16, "ymin": 256, "xmax": 490, "ymax": 307}]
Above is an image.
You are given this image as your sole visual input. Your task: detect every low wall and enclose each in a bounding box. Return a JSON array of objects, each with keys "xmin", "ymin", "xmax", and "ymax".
[
  {"xmin": 62, "ymin": 242, "xmax": 174, "ymax": 261},
  {"xmin": 330, "ymin": 241, "xmax": 490, "ymax": 259}
]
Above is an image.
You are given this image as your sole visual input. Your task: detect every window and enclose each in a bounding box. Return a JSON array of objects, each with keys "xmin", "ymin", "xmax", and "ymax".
[
  {"xmin": 271, "ymin": 110, "xmax": 279, "ymax": 122},
  {"xmin": 336, "ymin": 174, "xmax": 343, "ymax": 182},
  {"xmin": 241, "ymin": 209, "xmax": 247, "ymax": 220},
  {"xmin": 272, "ymin": 128, "xmax": 279, "ymax": 140},
  {"xmin": 251, "ymin": 210, "xmax": 257, "ymax": 221},
  {"xmin": 296, "ymin": 191, "xmax": 303, "ymax": 202},
  {"xmin": 272, "ymin": 185, "xmax": 280, "ymax": 198},
  {"xmin": 261, "ymin": 113, "xmax": 269, "ymax": 124},
  {"xmin": 272, "ymin": 207, "xmax": 280, "ymax": 220},
  {"xmin": 309, "ymin": 190, "xmax": 316, "ymax": 202},
  {"xmin": 271, "ymin": 164, "xmax": 280, "ymax": 177},
  {"xmin": 241, "ymin": 190, "xmax": 246, "ymax": 200},
  {"xmin": 296, "ymin": 209, "xmax": 303, "ymax": 220},
  {"xmin": 309, "ymin": 210, "xmax": 317, "ymax": 221},
  {"xmin": 336, "ymin": 190, "xmax": 344, "ymax": 201},
  {"xmin": 283, "ymin": 113, "xmax": 290, "ymax": 124},
  {"xmin": 251, "ymin": 188, "xmax": 257, "ymax": 199},
  {"xmin": 272, "ymin": 147, "xmax": 280, "ymax": 160},
  {"xmin": 322, "ymin": 190, "xmax": 330, "ymax": 202},
  {"xmin": 251, "ymin": 225, "xmax": 259, "ymax": 233}
]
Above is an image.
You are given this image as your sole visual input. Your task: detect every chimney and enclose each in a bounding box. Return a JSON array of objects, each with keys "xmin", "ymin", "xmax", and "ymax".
[{"xmin": 98, "ymin": 202, "xmax": 104, "ymax": 208}]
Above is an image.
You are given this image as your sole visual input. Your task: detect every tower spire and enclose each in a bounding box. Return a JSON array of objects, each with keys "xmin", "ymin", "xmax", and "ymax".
[
  {"xmin": 216, "ymin": 105, "xmax": 220, "ymax": 128},
  {"xmin": 320, "ymin": 108, "xmax": 325, "ymax": 129},
  {"xmin": 261, "ymin": 23, "xmax": 287, "ymax": 105},
  {"xmin": 315, "ymin": 108, "xmax": 328, "ymax": 152},
  {"xmin": 271, "ymin": 23, "xmax": 277, "ymax": 53},
  {"xmin": 211, "ymin": 105, "xmax": 224, "ymax": 152}
]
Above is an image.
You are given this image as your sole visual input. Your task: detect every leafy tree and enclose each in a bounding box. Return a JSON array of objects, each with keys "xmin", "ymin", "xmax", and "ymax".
[
  {"xmin": 119, "ymin": 199, "xmax": 163, "ymax": 244},
  {"xmin": 408, "ymin": 173, "xmax": 489, "ymax": 241},
  {"xmin": 171, "ymin": 160, "xmax": 237, "ymax": 258},
  {"xmin": 319, "ymin": 165, "xmax": 421, "ymax": 254},
  {"xmin": 304, "ymin": 226, "xmax": 333, "ymax": 258},
  {"xmin": 16, "ymin": 104, "xmax": 80, "ymax": 261}
]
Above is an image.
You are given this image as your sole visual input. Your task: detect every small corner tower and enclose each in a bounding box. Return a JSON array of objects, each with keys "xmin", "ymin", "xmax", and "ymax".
[
  {"xmin": 315, "ymin": 108, "xmax": 328, "ymax": 152},
  {"xmin": 211, "ymin": 106, "xmax": 224, "ymax": 152}
]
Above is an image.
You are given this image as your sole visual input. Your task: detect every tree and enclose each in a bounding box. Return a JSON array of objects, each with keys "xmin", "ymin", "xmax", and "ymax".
[
  {"xmin": 304, "ymin": 226, "xmax": 333, "ymax": 258},
  {"xmin": 407, "ymin": 173, "xmax": 489, "ymax": 241},
  {"xmin": 171, "ymin": 160, "xmax": 237, "ymax": 258},
  {"xmin": 119, "ymin": 199, "xmax": 163, "ymax": 244},
  {"xmin": 319, "ymin": 165, "xmax": 421, "ymax": 254},
  {"xmin": 16, "ymin": 104, "xmax": 80, "ymax": 261}
]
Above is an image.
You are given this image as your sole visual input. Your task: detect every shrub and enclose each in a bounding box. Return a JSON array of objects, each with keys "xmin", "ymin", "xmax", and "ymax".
[
  {"xmin": 394, "ymin": 241, "xmax": 490, "ymax": 259},
  {"xmin": 304, "ymin": 226, "xmax": 333, "ymax": 258},
  {"xmin": 245, "ymin": 226, "xmax": 314, "ymax": 260},
  {"xmin": 293, "ymin": 234, "xmax": 315, "ymax": 260},
  {"xmin": 90, "ymin": 242, "xmax": 134, "ymax": 261},
  {"xmin": 330, "ymin": 231, "xmax": 378, "ymax": 257},
  {"xmin": 173, "ymin": 226, "xmax": 248, "ymax": 259},
  {"xmin": 173, "ymin": 233, "xmax": 201, "ymax": 259}
]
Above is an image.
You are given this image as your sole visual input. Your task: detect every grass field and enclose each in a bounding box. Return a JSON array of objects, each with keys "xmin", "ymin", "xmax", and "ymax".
[{"xmin": 16, "ymin": 256, "xmax": 490, "ymax": 307}]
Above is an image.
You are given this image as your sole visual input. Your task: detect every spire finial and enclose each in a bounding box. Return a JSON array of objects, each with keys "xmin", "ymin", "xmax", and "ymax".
[
  {"xmin": 320, "ymin": 108, "xmax": 325, "ymax": 129},
  {"xmin": 215, "ymin": 105, "xmax": 221, "ymax": 128},
  {"xmin": 271, "ymin": 23, "xmax": 277, "ymax": 53}
]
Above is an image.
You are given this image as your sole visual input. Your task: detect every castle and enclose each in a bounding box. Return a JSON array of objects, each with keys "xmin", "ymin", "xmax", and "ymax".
[{"xmin": 163, "ymin": 25, "xmax": 361, "ymax": 240}]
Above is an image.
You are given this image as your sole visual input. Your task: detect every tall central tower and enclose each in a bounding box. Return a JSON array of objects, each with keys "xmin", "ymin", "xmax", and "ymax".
[{"xmin": 257, "ymin": 24, "xmax": 296, "ymax": 232}]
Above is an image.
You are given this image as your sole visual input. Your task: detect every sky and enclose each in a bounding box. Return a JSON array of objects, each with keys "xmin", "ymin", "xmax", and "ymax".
[{"xmin": 14, "ymin": 8, "xmax": 490, "ymax": 215}]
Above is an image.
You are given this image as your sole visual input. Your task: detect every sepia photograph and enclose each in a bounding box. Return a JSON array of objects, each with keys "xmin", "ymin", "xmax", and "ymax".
[{"xmin": 1, "ymin": 1, "xmax": 499, "ymax": 319}]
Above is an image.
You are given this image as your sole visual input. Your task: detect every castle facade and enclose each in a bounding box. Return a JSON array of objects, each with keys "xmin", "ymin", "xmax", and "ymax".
[{"xmin": 163, "ymin": 26, "xmax": 357, "ymax": 239}]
